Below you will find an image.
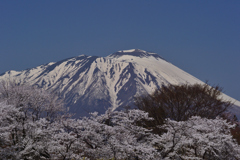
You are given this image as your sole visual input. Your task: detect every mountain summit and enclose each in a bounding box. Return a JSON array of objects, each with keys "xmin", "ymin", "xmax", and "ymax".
[
  {"xmin": 108, "ymin": 49, "xmax": 164, "ymax": 59},
  {"xmin": 1, "ymin": 49, "xmax": 239, "ymax": 116}
]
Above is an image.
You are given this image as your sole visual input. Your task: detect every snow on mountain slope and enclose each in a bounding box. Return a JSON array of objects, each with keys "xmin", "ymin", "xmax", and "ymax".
[{"xmin": 0, "ymin": 49, "xmax": 239, "ymax": 117}]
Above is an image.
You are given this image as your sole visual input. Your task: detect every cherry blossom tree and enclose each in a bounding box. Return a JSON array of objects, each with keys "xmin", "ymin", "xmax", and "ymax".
[
  {"xmin": 156, "ymin": 116, "xmax": 240, "ymax": 160},
  {"xmin": 0, "ymin": 81, "xmax": 65, "ymax": 121},
  {"xmin": 49, "ymin": 109, "xmax": 161, "ymax": 160},
  {"xmin": 0, "ymin": 81, "xmax": 65, "ymax": 159},
  {"xmin": 0, "ymin": 102, "xmax": 53, "ymax": 159}
]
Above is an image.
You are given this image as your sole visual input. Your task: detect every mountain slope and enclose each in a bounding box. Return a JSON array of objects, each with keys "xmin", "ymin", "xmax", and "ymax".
[{"xmin": 1, "ymin": 49, "xmax": 239, "ymax": 116}]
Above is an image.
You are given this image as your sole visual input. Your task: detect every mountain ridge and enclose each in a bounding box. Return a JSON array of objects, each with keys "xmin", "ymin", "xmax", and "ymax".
[{"xmin": 0, "ymin": 49, "xmax": 239, "ymax": 117}]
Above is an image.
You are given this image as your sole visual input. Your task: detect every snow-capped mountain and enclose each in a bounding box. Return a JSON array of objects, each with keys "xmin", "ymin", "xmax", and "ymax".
[{"xmin": 1, "ymin": 49, "xmax": 240, "ymax": 116}]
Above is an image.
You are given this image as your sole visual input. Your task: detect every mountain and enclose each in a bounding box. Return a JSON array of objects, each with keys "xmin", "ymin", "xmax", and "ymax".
[{"xmin": 1, "ymin": 49, "xmax": 240, "ymax": 117}]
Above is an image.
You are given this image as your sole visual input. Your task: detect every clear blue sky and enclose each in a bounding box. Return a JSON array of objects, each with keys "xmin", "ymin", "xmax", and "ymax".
[{"xmin": 0, "ymin": 0, "xmax": 239, "ymax": 101}]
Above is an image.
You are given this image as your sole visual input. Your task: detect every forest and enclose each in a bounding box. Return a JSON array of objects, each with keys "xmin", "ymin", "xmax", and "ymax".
[{"xmin": 0, "ymin": 81, "xmax": 240, "ymax": 160}]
